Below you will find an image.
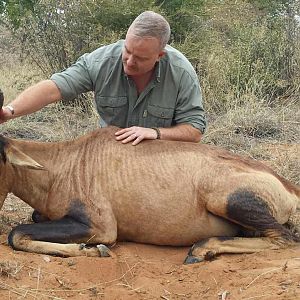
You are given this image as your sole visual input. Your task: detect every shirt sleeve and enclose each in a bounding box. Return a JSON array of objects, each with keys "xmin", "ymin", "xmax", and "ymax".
[
  {"xmin": 174, "ymin": 72, "xmax": 206, "ymax": 133},
  {"xmin": 50, "ymin": 53, "xmax": 93, "ymax": 101}
]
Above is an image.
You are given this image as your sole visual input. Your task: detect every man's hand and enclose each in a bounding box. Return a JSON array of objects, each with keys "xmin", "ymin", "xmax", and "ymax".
[
  {"xmin": 0, "ymin": 107, "xmax": 13, "ymax": 124},
  {"xmin": 115, "ymin": 126, "xmax": 158, "ymax": 145}
]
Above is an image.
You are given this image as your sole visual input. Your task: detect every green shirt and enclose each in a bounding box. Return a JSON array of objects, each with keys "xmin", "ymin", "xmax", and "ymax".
[{"xmin": 51, "ymin": 40, "xmax": 206, "ymax": 133}]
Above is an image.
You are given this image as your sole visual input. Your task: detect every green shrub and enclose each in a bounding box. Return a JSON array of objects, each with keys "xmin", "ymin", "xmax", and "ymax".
[{"xmin": 1, "ymin": 0, "xmax": 299, "ymax": 114}]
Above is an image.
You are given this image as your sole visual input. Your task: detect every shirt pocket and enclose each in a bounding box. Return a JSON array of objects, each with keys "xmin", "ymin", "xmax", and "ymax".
[
  {"xmin": 95, "ymin": 96, "xmax": 128, "ymax": 127},
  {"xmin": 146, "ymin": 104, "xmax": 174, "ymax": 128}
]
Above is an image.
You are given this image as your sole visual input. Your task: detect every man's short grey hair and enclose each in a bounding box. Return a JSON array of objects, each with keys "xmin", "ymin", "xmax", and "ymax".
[{"xmin": 128, "ymin": 11, "xmax": 171, "ymax": 50}]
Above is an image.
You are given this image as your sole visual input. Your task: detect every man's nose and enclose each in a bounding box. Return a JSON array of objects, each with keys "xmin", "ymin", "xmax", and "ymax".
[{"xmin": 127, "ymin": 55, "xmax": 135, "ymax": 66}]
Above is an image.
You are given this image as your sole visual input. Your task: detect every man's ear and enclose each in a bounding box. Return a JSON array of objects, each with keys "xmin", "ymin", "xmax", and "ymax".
[
  {"xmin": 158, "ymin": 51, "xmax": 166, "ymax": 60},
  {"xmin": 5, "ymin": 144, "xmax": 45, "ymax": 170}
]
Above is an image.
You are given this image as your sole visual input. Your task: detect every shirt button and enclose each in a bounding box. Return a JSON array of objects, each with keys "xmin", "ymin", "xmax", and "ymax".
[{"xmin": 161, "ymin": 112, "xmax": 165, "ymax": 117}]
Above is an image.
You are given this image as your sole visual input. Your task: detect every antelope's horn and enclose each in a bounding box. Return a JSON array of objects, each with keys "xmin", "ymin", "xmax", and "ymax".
[{"xmin": 0, "ymin": 89, "xmax": 4, "ymax": 110}]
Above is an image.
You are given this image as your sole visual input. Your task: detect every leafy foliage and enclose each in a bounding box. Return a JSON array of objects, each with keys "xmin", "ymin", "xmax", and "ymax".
[
  {"xmin": 155, "ymin": 0, "xmax": 206, "ymax": 42},
  {"xmin": 175, "ymin": 0, "xmax": 300, "ymax": 111},
  {"xmin": 248, "ymin": 0, "xmax": 298, "ymax": 15},
  {"xmin": 0, "ymin": 0, "xmax": 37, "ymax": 27},
  {"xmin": 0, "ymin": 0, "xmax": 299, "ymax": 113}
]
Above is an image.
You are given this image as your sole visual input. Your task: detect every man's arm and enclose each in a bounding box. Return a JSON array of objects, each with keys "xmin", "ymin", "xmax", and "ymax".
[
  {"xmin": 0, "ymin": 80, "xmax": 61, "ymax": 123},
  {"xmin": 159, "ymin": 124, "xmax": 202, "ymax": 142},
  {"xmin": 115, "ymin": 124, "xmax": 202, "ymax": 145}
]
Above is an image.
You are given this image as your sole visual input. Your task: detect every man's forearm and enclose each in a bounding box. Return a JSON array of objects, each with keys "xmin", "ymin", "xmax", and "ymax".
[
  {"xmin": 7, "ymin": 80, "xmax": 61, "ymax": 119},
  {"xmin": 159, "ymin": 124, "xmax": 202, "ymax": 143}
]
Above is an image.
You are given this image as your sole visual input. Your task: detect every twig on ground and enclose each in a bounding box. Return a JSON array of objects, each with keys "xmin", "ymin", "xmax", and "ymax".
[
  {"xmin": 244, "ymin": 267, "xmax": 282, "ymax": 289},
  {"xmin": 35, "ymin": 266, "xmax": 41, "ymax": 299},
  {"xmin": 0, "ymin": 280, "xmax": 63, "ymax": 299},
  {"xmin": 243, "ymin": 294, "xmax": 276, "ymax": 300},
  {"xmin": 116, "ymin": 282, "xmax": 143, "ymax": 292},
  {"xmin": 211, "ymin": 275, "xmax": 218, "ymax": 287}
]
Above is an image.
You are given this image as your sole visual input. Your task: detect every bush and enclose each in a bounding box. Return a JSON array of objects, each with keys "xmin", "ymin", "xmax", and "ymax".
[
  {"xmin": 176, "ymin": 1, "xmax": 300, "ymax": 113},
  {"xmin": 1, "ymin": 0, "xmax": 299, "ymax": 114}
]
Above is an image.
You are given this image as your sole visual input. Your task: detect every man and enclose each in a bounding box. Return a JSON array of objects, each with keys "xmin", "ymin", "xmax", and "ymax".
[{"xmin": 0, "ymin": 11, "xmax": 206, "ymax": 145}]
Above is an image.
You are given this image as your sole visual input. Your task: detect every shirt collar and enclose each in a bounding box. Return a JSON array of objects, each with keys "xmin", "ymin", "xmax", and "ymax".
[{"xmin": 155, "ymin": 61, "xmax": 161, "ymax": 83}]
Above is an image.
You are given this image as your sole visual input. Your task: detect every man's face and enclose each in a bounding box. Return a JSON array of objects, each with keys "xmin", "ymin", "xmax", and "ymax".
[{"xmin": 122, "ymin": 32, "xmax": 165, "ymax": 76}]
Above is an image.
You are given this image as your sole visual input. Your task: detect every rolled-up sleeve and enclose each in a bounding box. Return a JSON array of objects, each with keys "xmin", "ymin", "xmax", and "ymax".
[
  {"xmin": 51, "ymin": 54, "xmax": 93, "ymax": 101},
  {"xmin": 174, "ymin": 72, "xmax": 206, "ymax": 133}
]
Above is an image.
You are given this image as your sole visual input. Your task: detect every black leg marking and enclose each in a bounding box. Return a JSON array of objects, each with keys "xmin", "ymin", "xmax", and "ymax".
[
  {"xmin": 8, "ymin": 216, "xmax": 91, "ymax": 249},
  {"xmin": 227, "ymin": 189, "xmax": 296, "ymax": 241},
  {"xmin": 9, "ymin": 199, "xmax": 93, "ymax": 248}
]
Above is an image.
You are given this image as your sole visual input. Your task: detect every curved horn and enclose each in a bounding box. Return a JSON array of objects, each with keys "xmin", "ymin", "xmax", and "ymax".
[{"xmin": 0, "ymin": 89, "xmax": 4, "ymax": 110}]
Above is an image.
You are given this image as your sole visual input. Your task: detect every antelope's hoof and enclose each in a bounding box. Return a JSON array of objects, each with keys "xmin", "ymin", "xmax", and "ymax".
[
  {"xmin": 97, "ymin": 244, "xmax": 116, "ymax": 258},
  {"xmin": 183, "ymin": 255, "xmax": 204, "ymax": 265}
]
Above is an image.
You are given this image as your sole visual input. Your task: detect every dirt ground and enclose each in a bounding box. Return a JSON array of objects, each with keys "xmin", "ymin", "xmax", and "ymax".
[
  {"xmin": 0, "ymin": 144, "xmax": 299, "ymax": 300},
  {"xmin": 0, "ymin": 197, "xmax": 299, "ymax": 300}
]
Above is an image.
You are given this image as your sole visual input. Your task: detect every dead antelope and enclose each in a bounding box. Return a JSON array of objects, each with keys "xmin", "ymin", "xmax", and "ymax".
[{"xmin": 0, "ymin": 91, "xmax": 299, "ymax": 262}]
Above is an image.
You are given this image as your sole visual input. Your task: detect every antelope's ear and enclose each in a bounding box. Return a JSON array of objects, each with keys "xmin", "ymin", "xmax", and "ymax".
[{"xmin": 5, "ymin": 144, "xmax": 44, "ymax": 170}]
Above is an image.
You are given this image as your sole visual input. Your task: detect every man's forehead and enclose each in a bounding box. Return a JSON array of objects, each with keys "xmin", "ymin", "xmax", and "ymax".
[
  {"xmin": 126, "ymin": 33, "xmax": 159, "ymax": 43},
  {"xmin": 125, "ymin": 34, "xmax": 161, "ymax": 52}
]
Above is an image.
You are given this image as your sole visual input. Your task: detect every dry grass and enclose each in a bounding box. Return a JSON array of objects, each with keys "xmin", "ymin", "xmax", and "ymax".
[
  {"xmin": 0, "ymin": 57, "xmax": 42, "ymax": 104},
  {"xmin": 0, "ymin": 260, "xmax": 23, "ymax": 278},
  {"xmin": 0, "ymin": 31, "xmax": 99, "ymax": 142},
  {"xmin": 1, "ymin": 102, "xmax": 99, "ymax": 142},
  {"xmin": 203, "ymin": 99, "xmax": 300, "ymax": 184}
]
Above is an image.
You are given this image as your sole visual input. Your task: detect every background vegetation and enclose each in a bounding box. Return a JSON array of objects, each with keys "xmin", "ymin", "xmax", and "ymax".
[{"xmin": 0, "ymin": 0, "xmax": 299, "ymax": 184}]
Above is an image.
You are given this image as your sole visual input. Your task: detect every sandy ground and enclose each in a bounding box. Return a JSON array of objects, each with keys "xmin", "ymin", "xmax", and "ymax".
[
  {"xmin": 0, "ymin": 239, "xmax": 299, "ymax": 300},
  {"xmin": 0, "ymin": 143, "xmax": 299, "ymax": 300}
]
